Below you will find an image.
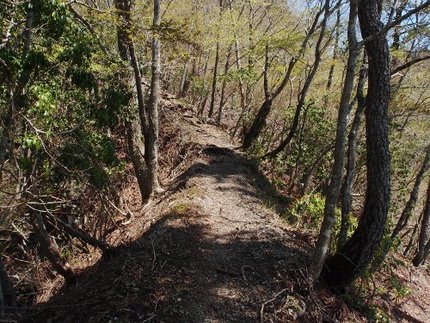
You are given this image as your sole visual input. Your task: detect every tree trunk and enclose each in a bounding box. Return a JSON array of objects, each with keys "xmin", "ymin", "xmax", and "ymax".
[
  {"xmin": 242, "ymin": 4, "xmax": 326, "ymax": 150},
  {"xmin": 391, "ymin": 1, "xmax": 407, "ymax": 51},
  {"xmin": 242, "ymin": 98, "xmax": 273, "ymax": 149},
  {"xmin": 0, "ymin": 258, "xmax": 16, "ymax": 313},
  {"xmin": 145, "ymin": 0, "xmax": 163, "ymax": 195},
  {"xmin": 301, "ymin": 143, "xmax": 334, "ymax": 195},
  {"xmin": 321, "ymin": 0, "xmax": 391, "ymax": 290},
  {"xmin": 337, "ymin": 61, "xmax": 367, "ymax": 249},
  {"xmin": 217, "ymin": 44, "xmax": 232, "ymax": 126},
  {"xmin": 115, "ymin": 0, "xmax": 151, "ymax": 203},
  {"xmin": 32, "ymin": 213, "xmax": 76, "ymax": 284},
  {"xmin": 311, "ymin": 0, "xmax": 359, "ymax": 281},
  {"xmin": 208, "ymin": 0, "xmax": 223, "ymax": 119},
  {"xmin": 43, "ymin": 211, "xmax": 109, "ymax": 253},
  {"xmin": 198, "ymin": 56, "xmax": 210, "ymax": 117},
  {"xmin": 413, "ymin": 178, "xmax": 430, "ymax": 266},
  {"xmin": 265, "ymin": 0, "xmax": 332, "ymax": 158},
  {"xmin": 0, "ymin": 6, "xmax": 33, "ymax": 178},
  {"xmin": 391, "ymin": 145, "xmax": 430, "ymax": 240},
  {"xmin": 208, "ymin": 42, "xmax": 220, "ymax": 119},
  {"xmin": 404, "ymin": 217, "xmax": 420, "ymax": 257},
  {"xmin": 178, "ymin": 60, "xmax": 189, "ymax": 98},
  {"xmin": 126, "ymin": 119, "xmax": 151, "ymax": 201},
  {"xmin": 323, "ymin": 6, "xmax": 341, "ymax": 110}
]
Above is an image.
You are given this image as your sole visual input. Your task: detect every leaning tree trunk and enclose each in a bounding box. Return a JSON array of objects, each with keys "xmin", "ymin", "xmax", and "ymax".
[
  {"xmin": 413, "ymin": 178, "xmax": 430, "ymax": 266},
  {"xmin": 115, "ymin": 0, "xmax": 151, "ymax": 203},
  {"xmin": 391, "ymin": 144, "xmax": 430, "ymax": 240},
  {"xmin": 32, "ymin": 213, "xmax": 76, "ymax": 284},
  {"xmin": 265, "ymin": 0, "xmax": 331, "ymax": 158},
  {"xmin": 311, "ymin": 0, "xmax": 359, "ymax": 281},
  {"xmin": 242, "ymin": 4, "xmax": 325, "ymax": 150},
  {"xmin": 321, "ymin": 0, "xmax": 391, "ymax": 290},
  {"xmin": 337, "ymin": 60, "xmax": 367, "ymax": 249}
]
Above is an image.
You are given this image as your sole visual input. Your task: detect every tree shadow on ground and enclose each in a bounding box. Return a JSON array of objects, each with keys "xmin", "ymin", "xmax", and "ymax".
[
  {"xmin": 173, "ymin": 145, "xmax": 291, "ymax": 214},
  {"xmin": 23, "ymin": 145, "xmax": 310, "ymax": 323},
  {"xmin": 24, "ymin": 214, "xmax": 309, "ymax": 322}
]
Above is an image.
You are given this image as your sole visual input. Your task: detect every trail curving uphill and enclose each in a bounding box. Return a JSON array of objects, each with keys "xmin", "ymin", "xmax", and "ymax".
[
  {"xmin": 24, "ymin": 102, "xmax": 317, "ymax": 322},
  {"xmin": 23, "ymin": 100, "xmax": 430, "ymax": 323}
]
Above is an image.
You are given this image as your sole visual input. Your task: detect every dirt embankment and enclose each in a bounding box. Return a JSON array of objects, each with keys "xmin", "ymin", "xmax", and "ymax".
[
  {"xmin": 20, "ymin": 98, "xmax": 430, "ymax": 323},
  {"xmin": 20, "ymin": 100, "xmax": 316, "ymax": 322}
]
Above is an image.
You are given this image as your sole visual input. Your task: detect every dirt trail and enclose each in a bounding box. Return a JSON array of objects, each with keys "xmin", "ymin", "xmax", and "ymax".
[
  {"xmin": 25, "ymin": 107, "xmax": 319, "ymax": 322},
  {"xmin": 22, "ymin": 103, "xmax": 430, "ymax": 323}
]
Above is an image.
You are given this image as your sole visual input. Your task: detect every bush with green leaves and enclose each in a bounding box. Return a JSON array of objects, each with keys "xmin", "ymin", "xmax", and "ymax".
[{"xmin": 285, "ymin": 193, "xmax": 327, "ymax": 228}]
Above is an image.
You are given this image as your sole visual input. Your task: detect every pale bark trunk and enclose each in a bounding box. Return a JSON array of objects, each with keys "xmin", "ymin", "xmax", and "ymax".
[
  {"xmin": 208, "ymin": 0, "xmax": 223, "ymax": 119},
  {"xmin": 392, "ymin": 1, "xmax": 407, "ymax": 51},
  {"xmin": 217, "ymin": 44, "xmax": 232, "ymax": 126},
  {"xmin": 115, "ymin": 0, "xmax": 150, "ymax": 203},
  {"xmin": 208, "ymin": 42, "xmax": 220, "ymax": 119},
  {"xmin": 311, "ymin": 0, "xmax": 359, "ymax": 281},
  {"xmin": 413, "ymin": 178, "xmax": 430, "ymax": 266},
  {"xmin": 323, "ymin": 6, "xmax": 341, "ymax": 110},
  {"xmin": 145, "ymin": 0, "xmax": 163, "ymax": 195},
  {"xmin": 392, "ymin": 145, "xmax": 430, "ymax": 240},
  {"xmin": 126, "ymin": 119, "xmax": 150, "ymax": 200},
  {"xmin": 198, "ymin": 56, "xmax": 210, "ymax": 117},
  {"xmin": 242, "ymin": 4, "xmax": 325, "ymax": 149},
  {"xmin": 322, "ymin": 0, "xmax": 391, "ymax": 290},
  {"xmin": 337, "ymin": 60, "xmax": 367, "ymax": 249}
]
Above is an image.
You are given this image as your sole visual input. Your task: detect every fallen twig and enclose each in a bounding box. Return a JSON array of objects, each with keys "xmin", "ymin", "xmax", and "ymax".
[
  {"xmin": 260, "ymin": 288, "xmax": 288, "ymax": 323},
  {"xmin": 150, "ymin": 238, "xmax": 157, "ymax": 271},
  {"xmin": 241, "ymin": 265, "xmax": 253, "ymax": 281}
]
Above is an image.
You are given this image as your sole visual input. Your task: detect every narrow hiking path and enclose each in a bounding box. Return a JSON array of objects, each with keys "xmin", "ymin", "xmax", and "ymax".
[
  {"xmin": 25, "ymin": 101, "xmax": 330, "ymax": 322},
  {"xmin": 23, "ymin": 100, "xmax": 430, "ymax": 323}
]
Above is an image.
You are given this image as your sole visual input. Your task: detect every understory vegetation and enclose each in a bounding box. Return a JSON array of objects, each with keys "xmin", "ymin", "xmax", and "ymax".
[{"xmin": 1, "ymin": 0, "xmax": 430, "ymax": 321}]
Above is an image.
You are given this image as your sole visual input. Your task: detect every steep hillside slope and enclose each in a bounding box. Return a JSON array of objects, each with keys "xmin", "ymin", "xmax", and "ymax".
[{"xmin": 20, "ymin": 99, "xmax": 430, "ymax": 323}]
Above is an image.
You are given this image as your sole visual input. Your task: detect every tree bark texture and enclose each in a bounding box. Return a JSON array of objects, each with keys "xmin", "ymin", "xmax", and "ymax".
[
  {"xmin": 323, "ymin": 6, "xmax": 341, "ymax": 110},
  {"xmin": 321, "ymin": 0, "xmax": 391, "ymax": 290},
  {"xmin": 392, "ymin": 145, "xmax": 430, "ymax": 240},
  {"xmin": 32, "ymin": 213, "xmax": 76, "ymax": 284},
  {"xmin": 145, "ymin": 0, "xmax": 163, "ymax": 195},
  {"xmin": 115, "ymin": 0, "xmax": 151, "ymax": 203},
  {"xmin": 311, "ymin": 0, "xmax": 359, "ymax": 281},
  {"xmin": 413, "ymin": 178, "xmax": 430, "ymax": 266},
  {"xmin": 337, "ymin": 61, "xmax": 367, "ymax": 249}
]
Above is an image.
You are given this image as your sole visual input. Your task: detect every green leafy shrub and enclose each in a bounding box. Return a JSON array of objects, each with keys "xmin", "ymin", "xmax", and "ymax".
[{"xmin": 285, "ymin": 193, "xmax": 327, "ymax": 227}]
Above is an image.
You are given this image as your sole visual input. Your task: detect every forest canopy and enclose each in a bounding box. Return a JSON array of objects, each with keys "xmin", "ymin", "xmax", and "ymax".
[{"xmin": 1, "ymin": 0, "xmax": 430, "ymax": 321}]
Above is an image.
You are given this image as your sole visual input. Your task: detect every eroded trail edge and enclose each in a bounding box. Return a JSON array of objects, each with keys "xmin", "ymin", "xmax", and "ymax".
[{"xmin": 26, "ymin": 105, "xmax": 314, "ymax": 323}]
